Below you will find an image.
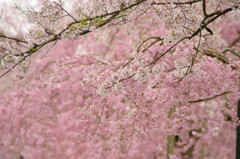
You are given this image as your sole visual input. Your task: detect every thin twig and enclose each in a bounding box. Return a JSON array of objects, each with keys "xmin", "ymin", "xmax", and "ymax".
[
  {"xmin": 40, "ymin": 40, "xmax": 58, "ymax": 59},
  {"xmin": 53, "ymin": 1, "xmax": 78, "ymax": 22},
  {"xmin": 178, "ymin": 30, "xmax": 202, "ymax": 82},
  {"xmin": 137, "ymin": 36, "xmax": 163, "ymax": 53}
]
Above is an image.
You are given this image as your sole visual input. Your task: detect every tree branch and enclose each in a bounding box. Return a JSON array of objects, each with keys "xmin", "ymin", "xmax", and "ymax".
[
  {"xmin": 202, "ymin": 0, "xmax": 208, "ymax": 17},
  {"xmin": 0, "ymin": 0, "xmax": 148, "ymax": 79},
  {"xmin": 152, "ymin": 0, "xmax": 202, "ymax": 6},
  {"xmin": 149, "ymin": 5, "xmax": 238, "ymax": 65},
  {"xmin": 188, "ymin": 91, "xmax": 231, "ymax": 103},
  {"xmin": 203, "ymin": 49, "xmax": 229, "ymax": 64},
  {"xmin": 0, "ymin": 33, "xmax": 28, "ymax": 44}
]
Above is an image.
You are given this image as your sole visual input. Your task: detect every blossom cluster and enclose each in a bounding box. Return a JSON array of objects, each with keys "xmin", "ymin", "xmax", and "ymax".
[
  {"xmin": 0, "ymin": 0, "xmax": 239, "ymax": 159},
  {"xmin": 37, "ymin": 45, "xmax": 239, "ymax": 158}
]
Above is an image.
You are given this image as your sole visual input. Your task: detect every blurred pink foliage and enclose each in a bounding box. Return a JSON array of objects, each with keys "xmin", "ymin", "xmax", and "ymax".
[{"xmin": 0, "ymin": 0, "xmax": 240, "ymax": 159}]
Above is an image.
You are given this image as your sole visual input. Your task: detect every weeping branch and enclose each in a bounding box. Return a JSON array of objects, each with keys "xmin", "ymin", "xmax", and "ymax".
[
  {"xmin": 188, "ymin": 91, "xmax": 231, "ymax": 103},
  {"xmin": 0, "ymin": 0, "xmax": 147, "ymax": 79}
]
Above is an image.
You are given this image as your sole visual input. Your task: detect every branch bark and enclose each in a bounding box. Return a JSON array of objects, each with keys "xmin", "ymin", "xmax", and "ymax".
[{"xmin": 188, "ymin": 91, "xmax": 231, "ymax": 103}]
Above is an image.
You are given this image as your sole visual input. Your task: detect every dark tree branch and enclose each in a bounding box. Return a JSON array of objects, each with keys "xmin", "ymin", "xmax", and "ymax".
[
  {"xmin": 230, "ymin": 31, "xmax": 240, "ymax": 47},
  {"xmin": 222, "ymin": 48, "xmax": 240, "ymax": 58},
  {"xmin": 202, "ymin": 0, "xmax": 208, "ymax": 17},
  {"xmin": 152, "ymin": 0, "xmax": 202, "ymax": 6},
  {"xmin": 203, "ymin": 49, "xmax": 229, "ymax": 64},
  {"xmin": 188, "ymin": 91, "xmax": 231, "ymax": 103},
  {"xmin": 137, "ymin": 36, "xmax": 163, "ymax": 53},
  {"xmin": 0, "ymin": 33, "xmax": 28, "ymax": 44}
]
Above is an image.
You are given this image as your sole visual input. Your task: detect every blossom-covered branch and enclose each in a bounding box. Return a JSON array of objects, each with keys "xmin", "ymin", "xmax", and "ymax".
[{"xmin": 0, "ymin": 1, "xmax": 239, "ymax": 158}]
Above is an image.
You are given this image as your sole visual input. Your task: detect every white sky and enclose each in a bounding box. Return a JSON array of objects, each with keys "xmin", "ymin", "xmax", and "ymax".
[
  {"xmin": 0, "ymin": 0, "xmax": 38, "ymax": 6},
  {"xmin": 0, "ymin": 0, "xmax": 74, "ymax": 11},
  {"xmin": 0, "ymin": 0, "xmax": 75, "ymax": 35}
]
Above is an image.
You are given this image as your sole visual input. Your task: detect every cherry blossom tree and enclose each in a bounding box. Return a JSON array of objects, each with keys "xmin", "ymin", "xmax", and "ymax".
[{"xmin": 0, "ymin": 0, "xmax": 240, "ymax": 159}]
